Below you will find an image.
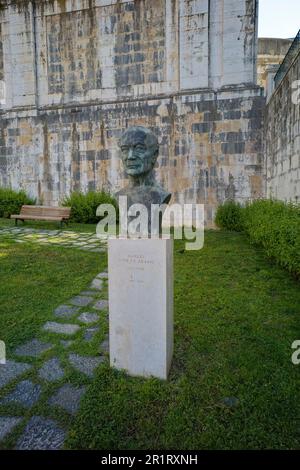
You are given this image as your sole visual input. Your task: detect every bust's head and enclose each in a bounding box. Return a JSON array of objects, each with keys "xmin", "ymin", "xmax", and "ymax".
[{"xmin": 119, "ymin": 126, "xmax": 159, "ymax": 177}]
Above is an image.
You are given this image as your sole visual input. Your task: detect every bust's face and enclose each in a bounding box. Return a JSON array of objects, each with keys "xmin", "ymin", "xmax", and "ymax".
[{"xmin": 119, "ymin": 128, "xmax": 158, "ymax": 177}]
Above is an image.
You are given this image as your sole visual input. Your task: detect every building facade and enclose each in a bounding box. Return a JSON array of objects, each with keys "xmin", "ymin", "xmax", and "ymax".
[
  {"xmin": 257, "ymin": 37, "xmax": 292, "ymax": 99},
  {"xmin": 265, "ymin": 44, "xmax": 300, "ymax": 203},
  {"xmin": 0, "ymin": 0, "xmax": 265, "ymax": 225}
]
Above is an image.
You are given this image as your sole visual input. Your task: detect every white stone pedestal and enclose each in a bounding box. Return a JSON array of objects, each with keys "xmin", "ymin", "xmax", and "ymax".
[{"xmin": 108, "ymin": 237, "xmax": 173, "ymax": 380}]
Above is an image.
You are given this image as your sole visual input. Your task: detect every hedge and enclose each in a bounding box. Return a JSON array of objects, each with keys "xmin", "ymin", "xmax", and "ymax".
[
  {"xmin": 215, "ymin": 199, "xmax": 300, "ymax": 277},
  {"xmin": 62, "ymin": 190, "xmax": 118, "ymax": 224},
  {"xmin": 214, "ymin": 200, "xmax": 244, "ymax": 232},
  {"xmin": 0, "ymin": 187, "xmax": 35, "ymax": 218}
]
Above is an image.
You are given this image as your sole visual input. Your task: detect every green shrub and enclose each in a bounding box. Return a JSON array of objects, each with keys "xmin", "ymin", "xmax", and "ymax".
[
  {"xmin": 62, "ymin": 190, "xmax": 119, "ymax": 224},
  {"xmin": 215, "ymin": 201, "xmax": 244, "ymax": 231},
  {"xmin": 0, "ymin": 187, "xmax": 35, "ymax": 218},
  {"xmin": 243, "ymin": 199, "xmax": 300, "ymax": 277},
  {"xmin": 215, "ymin": 199, "xmax": 300, "ymax": 277}
]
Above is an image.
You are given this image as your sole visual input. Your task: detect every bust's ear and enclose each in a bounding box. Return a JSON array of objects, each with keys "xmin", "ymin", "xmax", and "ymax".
[{"xmin": 152, "ymin": 147, "xmax": 159, "ymax": 164}]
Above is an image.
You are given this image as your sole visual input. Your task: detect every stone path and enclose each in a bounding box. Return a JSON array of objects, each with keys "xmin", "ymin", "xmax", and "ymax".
[
  {"xmin": 0, "ymin": 270, "xmax": 110, "ymax": 449},
  {"xmin": 0, "ymin": 226, "xmax": 107, "ymax": 253}
]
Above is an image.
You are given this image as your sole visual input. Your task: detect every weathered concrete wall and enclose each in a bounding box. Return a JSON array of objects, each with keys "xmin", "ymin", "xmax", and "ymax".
[
  {"xmin": 0, "ymin": 88, "xmax": 265, "ymax": 224},
  {"xmin": 0, "ymin": 23, "xmax": 3, "ymax": 81},
  {"xmin": 265, "ymin": 50, "xmax": 300, "ymax": 203},
  {"xmin": 0, "ymin": 0, "xmax": 259, "ymax": 106},
  {"xmin": 0, "ymin": 0, "xmax": 265, "ymax": 226}
]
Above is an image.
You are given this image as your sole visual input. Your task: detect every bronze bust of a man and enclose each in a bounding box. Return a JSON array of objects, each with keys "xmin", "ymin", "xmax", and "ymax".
[
  {"xmin": 116, "ymin": 126, "xmax": 171, "ymax": 206},
  {"xmin": 115, "ymin": 126, "xmax": 171, "ymax": 234}
]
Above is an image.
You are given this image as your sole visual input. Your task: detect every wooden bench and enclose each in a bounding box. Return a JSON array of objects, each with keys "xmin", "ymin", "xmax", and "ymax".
[{"xmin": 11, "ymin": 205, "xmax": 71, "ymax": 228}]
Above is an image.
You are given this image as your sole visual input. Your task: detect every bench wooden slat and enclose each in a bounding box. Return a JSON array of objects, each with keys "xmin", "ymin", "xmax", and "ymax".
[
  {"xmin": 11, "ymin": 215, "xmax": 66, "ymax": 221},
  {"xmin": 10, "ymin": 205, "xmax": 71, "ymax": 225},
  {"xmin": 20, "ymin": 206, "xmax": 71, "ymax": 217},
  {"xmin": 21, "ymin": 205, "xmax": 70, "ymax": 211},
  {"xmin": 19, "ymin": 210, "xmax": 70, "ymax": 218}
]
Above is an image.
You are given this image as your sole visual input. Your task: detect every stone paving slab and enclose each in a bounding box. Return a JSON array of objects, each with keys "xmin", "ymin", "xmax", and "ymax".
[
  {"xmin": 78, "ymin": 312, "xmax": 99, "ymax": 324},
  {"xmin": 97, "ymin": 272, "xmax": 108, "ymax": 279},
  {"xmin": 1, "ymin": 380, "xmax": 41, "ymax": 408},
  {"xmin": 54, "ymin": 304, "xmax": 80, "ymax": 319},
  {"xmin": 38, "ymin": 358, "xmax": 65, "ymax": 383},
  {"xmin": 15, "ymin": 339, "xmax": 53, "ymax": 358},
  {"xmin": 69, "ymin": 353, "xmax": 104, "ymax": 377},
  {"xmin": 0, "ymin": 360, "xmax": 32, "ymax": 389},
  {"xmin": 90, "ymin": 278, "xmax": 103, "ymax": 290},
  {"xmin": 84, "ymin": 327, "xmax": 100, "ymax": 342},
  {"xmin": 70, "ymin": 296, "xmax": 93, "ymax": 307},
  {"xmin": 16, "ymin": 416, "xmax": 66, "ymax": 450},
  {"xmin": 93, "ymin": 300, "xmax": 109, "ymax": 311},
  {"xmin": 0, "ymin": 227, "xmax": 108, "ymax": 253},
  {"xmin": 0, "ymin": 417, "xmax": 23, "ymax": 441},
  {"xmin": 43, "ymin": 322, "xmax": 80, "ymax": 335},
  {"xmin": 48, "ymin": 384, "xmax": 86, "ymax": 415}
]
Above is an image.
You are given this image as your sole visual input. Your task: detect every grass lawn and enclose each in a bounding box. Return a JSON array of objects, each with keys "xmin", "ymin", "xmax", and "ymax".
[
  {"xmin": 68, "ymin": 231, "xmax": 300, "ymax": 450},
  {"xmin": 0, "ymin": 221, "xmax": 300, "ymax": 449},
  {"xmin": 0, "ymin": 225, "xmax": 107, "ymax": 449}
]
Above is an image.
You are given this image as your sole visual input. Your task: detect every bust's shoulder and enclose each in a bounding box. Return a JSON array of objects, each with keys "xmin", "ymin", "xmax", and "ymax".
[
  {"xmin": 149, "ymin": 184, "xmax": 171, "ymax": 205},
  {"xmin": 114, "ymin": 184, "xmax": 171, "ymax": 206}
]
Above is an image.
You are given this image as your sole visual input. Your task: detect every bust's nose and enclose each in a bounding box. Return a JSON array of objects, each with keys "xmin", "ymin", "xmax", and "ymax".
[{"xmin": 127, "ymin": 148, "xmax": 135, "ymax": 159}]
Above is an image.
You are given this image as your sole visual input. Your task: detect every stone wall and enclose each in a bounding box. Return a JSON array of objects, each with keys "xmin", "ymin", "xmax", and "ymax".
[
  {"xmin": 257, "ymin": 38, "xmax": 292, "ymax": 93},
  {"xmin": 0, "ymin": 0, "xmax": 265, "ymax": 226},
  {"xmin": 265, "ymin": 50, "xmax": 300, "ymax": 203}
]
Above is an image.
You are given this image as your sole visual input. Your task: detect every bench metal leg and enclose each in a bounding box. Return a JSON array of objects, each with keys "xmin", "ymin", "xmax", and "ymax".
[
  {"xmin": 15, "ymin": 219, "xmax": 18, "ymax": 226},
  {"xmin": 60, "ymin": 219, "xmax": 69, "ymax": 229}
]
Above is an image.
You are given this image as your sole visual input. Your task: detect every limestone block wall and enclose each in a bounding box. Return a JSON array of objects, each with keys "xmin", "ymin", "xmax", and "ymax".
[
  {"xmin": 0, "ymin": 0, "xmax": 265, "ymax": 226},
  {"xmin": 265, "ymin": 50, "xmax": 300, "ymax": 203},
  {"xmin": 0, "ymin": 0, "xmax": 259, "ymax": 106},
  {"xmin": 0, "ymin": 87, "xmax": 265, "ymax": 225}
]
